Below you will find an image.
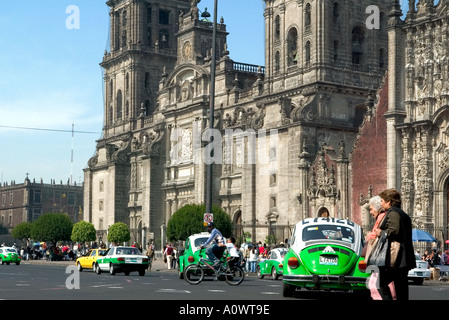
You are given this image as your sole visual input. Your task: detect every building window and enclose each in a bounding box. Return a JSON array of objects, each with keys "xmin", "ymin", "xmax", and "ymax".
[
  {"xmin": 304, "ymin": 3, "xmax": 311, "ymax": 27},
  {"xmin": 333, "ymin": 2, "xmax": 340, "ymax": 24},
  {"xmin": 147, "ymin": 7, "xmax": 152, "ymax": 23},
  {"xmin": 9, "ymin": 192, "xmax": 13, "ymax": 205},
  {"xmin": 270, "ymin": 196, "xmax": 277, "ymax": 209},
  {"xmin": 116, "ymin": 90, "xmax": 123, "ymax": 119},
  {"xmin": 287, "ymin": 27, "xmax": 298, "ymax": 66},
  {"xmin": 305, "ymin": 41, "xmax": 311, "ymax": 65},
  {"xmin": 274, "ymin": 15, "xmax": 280, "ymax": 41},
  {"xmin": 159, "ymin": 9, "xmax": 170, "ymax": 25},
  {"xmin": 125, "ymin": 73, "xmax": 129, "ymax": 95},
  {"xmin": 379, "ymin": 48, "xmax": 386, "ymax": 69},
  {"xmin": 99, "ymin": 181, "xmax": 104, "ymax": 192},
  {"xmin": 159, "ymin": 29, "xmax": 170, "ymax": 48},
  {"xmin": 275, "ymin": 51, "xmax": 280, "ymax": 73},
  {"xmin": 270, "ymin": 173, "xmax": 277, "ymax": 186},
  {"xmin": 333, "ymin": 40, "xmax": 339, "ymax": 61},
  {"xmin": 352, "ymin": 26, "xmax": 365, "ymax": 64},
  {"xmin": 99, "ymin": 200, "xmax": 104, "ymax": 212},
  {"xmin": 34, "ymin": 190, "xmax": 41, "ymax": 204}
]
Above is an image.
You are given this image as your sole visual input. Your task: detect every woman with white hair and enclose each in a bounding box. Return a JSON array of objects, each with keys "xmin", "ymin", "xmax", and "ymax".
[
  {"xmin": 366, "ymin": 195, "xmax": 385, "ymax": 241},
  {"xmin": 365, "ymin": 195, "xmax": 396, "ymax": 300}
]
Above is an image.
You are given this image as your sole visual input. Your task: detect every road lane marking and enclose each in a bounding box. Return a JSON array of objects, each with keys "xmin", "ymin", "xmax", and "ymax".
[{"xmin": 156, "ymin": 289, "xmax": 191, "ymax": 294}]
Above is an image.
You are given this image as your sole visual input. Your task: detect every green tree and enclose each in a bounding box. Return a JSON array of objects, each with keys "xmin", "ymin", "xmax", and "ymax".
[
  {"xmin": 107, "ymin": 222, "xmax": 130, "ymax": 244},
  {"xmin": 30, "ymin": 213, "xmax": 73, "ymax": 247},
  {"xmin": 12, "ymin": 222, "xmax": 32, "ymax": 244},
  {"xmin": 71, "ymin": 220, "xmax": 97, "ymax": 243},
  {"xmin": 167, "ymin": 204, "xmax": 232, "ymax": 241}
]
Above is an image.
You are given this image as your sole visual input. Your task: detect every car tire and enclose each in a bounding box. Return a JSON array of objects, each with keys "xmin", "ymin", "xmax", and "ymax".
[
  {"xmin": 271, "ymin": 267, "xmax": 279, "ymax": 280},
  {"xmin": 124, "ymin": 271, "xmax": 130, "ymax": 276},
  {"xmin": 77, "ymin": 262, "xmax": 83, "ymax": 272},
  {"xmin": 92, "ymin": 263, "xmax": 96, "ymax": 272},
  {"xmin": 16, "ymin": 262, "xmax": 20, "ymax": 265},
  {"xmin": 139, "ymin": 269, "xmax": 145, "ymax": 276},
  {"xmin": 257, "ymin": 266, "xmax": 264, "ymax": 279},
  {"xmin": 413, "ymin": 278, "xmax": 424, "ymax": 285},
  {"xmin": 178, "ymin": 269, "xmax": 184, "ymax": 279},
  {"xmin": 109, "ymin": 264, "xmax": 116, "ymax": 275},
  {"xmin": 95, "ymin": 263, "xmax": 102, "ymax": 275}
]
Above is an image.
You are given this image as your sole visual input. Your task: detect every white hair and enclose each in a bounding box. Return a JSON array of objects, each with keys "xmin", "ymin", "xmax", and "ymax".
[{"xmin": 369, "ymin": 195, "xmax": 382, "ymax": 212}]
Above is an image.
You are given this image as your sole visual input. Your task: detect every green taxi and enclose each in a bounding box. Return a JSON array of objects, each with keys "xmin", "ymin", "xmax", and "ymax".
[
  {"xmin": 0, "ymin": 247, "xmax": 21, "ymax": 265},
  {"xmin": 178, "ymin": 232, "xmax": 210, "ymax": 279},
  {"xmin": 95, "ymin": 246, "xmax": 148, "ymax": 276},
  {"xmin": 257, "ymin": 247, "xmax": 288, "ymax": 280},
  {"xmin": 282, "ymin": 218, "xmax": 369, "ymax": 297}
]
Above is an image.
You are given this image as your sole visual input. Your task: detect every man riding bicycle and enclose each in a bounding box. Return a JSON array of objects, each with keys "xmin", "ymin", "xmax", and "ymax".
[{"xmin": 201, "ymin": 222, "xmax": 226, "ymax": 268}]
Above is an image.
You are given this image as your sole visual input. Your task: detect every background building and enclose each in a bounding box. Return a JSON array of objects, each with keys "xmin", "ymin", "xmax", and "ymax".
[{"xmin": 0, "ymin": 176, "xmax": 83, "ymax": 244}]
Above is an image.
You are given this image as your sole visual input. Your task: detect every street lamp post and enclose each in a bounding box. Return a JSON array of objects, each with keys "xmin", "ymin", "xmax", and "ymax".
[{"xmin": 205, "ymin": 0, "xmax": 218, "ymax": 216}]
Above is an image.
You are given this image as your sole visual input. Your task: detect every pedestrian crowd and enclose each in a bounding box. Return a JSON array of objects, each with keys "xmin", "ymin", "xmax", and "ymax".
[{"xmin": 419, "ymin": 249, "xmax": 449, "ymax": 267}]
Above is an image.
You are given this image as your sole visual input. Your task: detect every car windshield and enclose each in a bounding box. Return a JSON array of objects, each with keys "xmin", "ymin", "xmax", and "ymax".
[
  {"xmin": 302, "ymin": 225, "xmax": 355, "ymax": 244},
  {"xmin": 5, "ymin": 248, "xmax": 17, "ymax": 253}
]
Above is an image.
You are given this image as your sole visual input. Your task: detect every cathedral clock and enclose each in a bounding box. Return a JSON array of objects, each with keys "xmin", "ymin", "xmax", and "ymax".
[{"xmin": 182, "ymin": 41, "xmax": 192, "ymax": 59}]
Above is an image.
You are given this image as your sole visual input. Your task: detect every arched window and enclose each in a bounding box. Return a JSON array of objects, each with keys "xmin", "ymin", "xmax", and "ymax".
[
  {"xmin": 125, "ymin": 73, "xmax": 129, "ymax": 95},
  {"xmin": 116, "ymin": 90, "xmax": 123, "ymax": 119},
  {"xmin": 305, "ymin": 3, "xmax": 311, "ymax": 27},
  {"xmin": 305, "ymin": 41, "xmax": 311, "ymax": 65},
  {"xmin": 275, "ymin": 15, "xmax": 280, "ymax": 40},
  {"xmin": 275, "ymin": 51, "xmax": 280, "ymax": 73},
  {"xmin": 287, "ymin": 27, "xmax": 298, "ymax": 66},
  {"xmin": 352, "ymin": 26, "xmax": 365, "ymax": 64},
  {"xmin": 333, "ymin": 40, "xmax": 340, "ymax": 61},
  {"xmin": 333, "ymin": 2, "xmax": 340, "ymax": 24}
]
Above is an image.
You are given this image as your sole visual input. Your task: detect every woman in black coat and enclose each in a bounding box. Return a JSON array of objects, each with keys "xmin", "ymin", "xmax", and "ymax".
[{"xmin": 375, "ymin": 188, "xmax": 416, "ymax": 300}]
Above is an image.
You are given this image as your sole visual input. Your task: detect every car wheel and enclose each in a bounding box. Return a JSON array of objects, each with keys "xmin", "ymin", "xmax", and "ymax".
[
  {"xmin": 92, "ymin": 263, "xmax": 96, "ymax": 272},
  {"xmin": 16, "ymin": 262, "xmax": 20, "ymax": 265},
  {"xmin": 109, "ymin": 264, "xmax": 116, "ymax": 275},
  {"xmin": 95, "ymin": 263, "xmax": 102, "ymax": 275},
  {"xmin": 77, "ymin": 262, "xmax": 83, "ymax": 272},
  {"xmin": 271, "ymin": 267, "xmax": 279, "ymax": 280},
  {"xmin": 178, "ymin": 269, "xmax": 184, "ymax": 279},
  {"xmin": 124, "ymin": 271, "xmax": 130, "ymax": 276},
  {"xmin": 0, "ymin": 258, "xmax": 3, "ymax": 265},
  {"xmin": 413, "ymin": 278, "xmax": 424, "ymax": 285},
  {"xmin": 257, "ymin": 266, "xmax": 264, "ymax": 279},
  {"xmin": 139, "ymin": 269, "xmax": 145, "ymax": 276}
]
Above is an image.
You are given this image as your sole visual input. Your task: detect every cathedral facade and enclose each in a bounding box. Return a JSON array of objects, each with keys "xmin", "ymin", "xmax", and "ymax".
[{"xmin": 84, "ymin": 0, "xmax": 449, "ymax": 248}]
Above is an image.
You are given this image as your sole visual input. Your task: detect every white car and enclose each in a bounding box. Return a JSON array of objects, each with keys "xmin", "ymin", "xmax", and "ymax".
[
  {"xmin": 95, "ymin": 246, "xmax": 148, "ymax": 276},
  {"xmin": 408, "ymin": 254, "xmax": 430, "ymax": 285}
]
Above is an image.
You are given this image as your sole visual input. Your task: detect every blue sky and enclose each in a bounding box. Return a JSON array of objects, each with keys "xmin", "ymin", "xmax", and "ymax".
[{"xmin": 0, "ymin": 0, "xmax": 265, "ymax": 185}]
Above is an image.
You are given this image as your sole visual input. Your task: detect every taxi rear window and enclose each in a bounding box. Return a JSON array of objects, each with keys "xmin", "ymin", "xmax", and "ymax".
[
  {"xmin": 194, "ymin": 237, "xmax": 209, "ymax": 248},
  {"xmin": 302, "ymin": 225, "xmax": 354, "ymax": 244}
]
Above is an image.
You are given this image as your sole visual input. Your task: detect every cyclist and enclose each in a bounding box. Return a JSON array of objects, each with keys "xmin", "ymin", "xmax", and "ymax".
[{"xmin": 201, "ymin": 222, "xmax": 226, "ymax": 268}]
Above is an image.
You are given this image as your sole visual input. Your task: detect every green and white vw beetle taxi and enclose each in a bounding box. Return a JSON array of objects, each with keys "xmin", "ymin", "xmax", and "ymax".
[
  {"xmin": 282, "ymin": 217, "xmax": 369, "ymax": 297},
  {"xmin": 95, "ymin": 246, "xmax": 148, "ymax": 276},
  {"xmin": 178, "ymin": 232, "xmax": 211, "ymax": 279}
]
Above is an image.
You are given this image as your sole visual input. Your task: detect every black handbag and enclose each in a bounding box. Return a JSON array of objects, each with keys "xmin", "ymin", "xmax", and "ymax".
[{"xmin": 367, "ymin": 232, "xmax": 389, "ymax": 267}]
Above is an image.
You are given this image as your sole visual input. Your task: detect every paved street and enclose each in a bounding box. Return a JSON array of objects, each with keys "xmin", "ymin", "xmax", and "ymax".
[{"xmin": 1, "ymin": 259, "xmax": 449, "ymax": 303}]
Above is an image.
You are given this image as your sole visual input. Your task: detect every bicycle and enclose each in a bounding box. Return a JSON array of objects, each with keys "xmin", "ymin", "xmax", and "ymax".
[{"xmin": 184, "ymin": 248, "xmax": 245, "ymax": 286}]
